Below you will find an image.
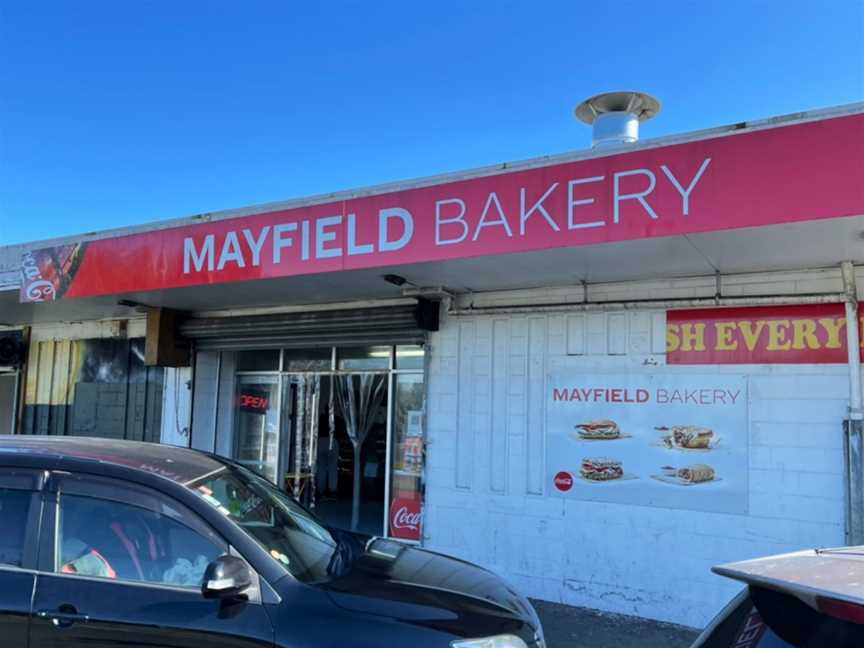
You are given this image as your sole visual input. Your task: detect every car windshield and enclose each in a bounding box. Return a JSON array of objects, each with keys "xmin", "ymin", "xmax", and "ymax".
[{"xmin": 184, "ymin": 463, "xmax": 338, "ymax": 583}]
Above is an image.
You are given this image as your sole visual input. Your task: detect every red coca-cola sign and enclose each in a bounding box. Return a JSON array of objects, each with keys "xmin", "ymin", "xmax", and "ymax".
[
  {"xmin": 390, "ymin": 497, "xmax": 423, "ymax": 541},
  {"xmin": 554, "ymin": 471, "xmax": 574, "ymax": 492}
]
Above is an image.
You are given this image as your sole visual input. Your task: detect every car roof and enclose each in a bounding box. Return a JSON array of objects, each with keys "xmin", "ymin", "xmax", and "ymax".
[
  {"xmin": 0, "ymin": 436, "xmax": 226, "ymax": 486},
  {"xmin": 714, "ymin": 547, "xmax": 864, "ymax": 606}
]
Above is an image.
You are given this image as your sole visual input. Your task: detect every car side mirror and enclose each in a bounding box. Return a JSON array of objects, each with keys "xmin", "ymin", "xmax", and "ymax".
[{"xmin": 202, "ymin": 555, "xmax": 253, "ymax": 600}]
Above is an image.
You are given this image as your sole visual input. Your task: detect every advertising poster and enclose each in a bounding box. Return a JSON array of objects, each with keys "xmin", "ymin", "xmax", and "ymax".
[
  {"xmin": 668, "ymin": 304, "xmax": 864, "ymax": 364},
  {"xmin": 547, "ymin": 373, "xmax": 748, "ymax": 514}
]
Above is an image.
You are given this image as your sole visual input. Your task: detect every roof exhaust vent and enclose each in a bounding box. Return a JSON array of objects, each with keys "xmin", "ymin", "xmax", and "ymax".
[{"xmin": 575, "ymin": 91, "xmax": 661, "ymax": 149}]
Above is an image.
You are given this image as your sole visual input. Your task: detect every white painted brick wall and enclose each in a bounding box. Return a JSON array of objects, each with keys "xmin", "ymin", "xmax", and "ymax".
[{"xmin": 424, "ymin": 304, "xmax": 854, "ymax": 628}]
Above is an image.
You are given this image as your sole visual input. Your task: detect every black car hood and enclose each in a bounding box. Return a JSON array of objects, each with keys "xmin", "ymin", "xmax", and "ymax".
[{"xmin": 319, "ymin": 538, "xmax": 535, "ymax": 639}]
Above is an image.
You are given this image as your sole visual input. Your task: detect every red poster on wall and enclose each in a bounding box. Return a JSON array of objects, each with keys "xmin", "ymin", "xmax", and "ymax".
[{"xmin": 667, "ymin": 304, "xmax": 864, "ymax": 364}]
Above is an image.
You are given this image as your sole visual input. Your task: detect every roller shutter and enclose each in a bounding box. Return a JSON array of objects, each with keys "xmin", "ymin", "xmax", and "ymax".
[{"xmin": 180, "ymin": 300, "xmax": 438, "ymax": 351}]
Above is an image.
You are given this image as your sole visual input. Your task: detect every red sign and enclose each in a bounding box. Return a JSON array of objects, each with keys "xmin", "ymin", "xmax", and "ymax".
[
  {"xmin": 237, "ymin": 389, "xmax": 270, "ymax": 413},
  {"xmin": 389, "ymin": 496, "xmax": 422, "ymax": 541},
  {"xmin": 20, "ymin": 114, "xmax": 864, "ymax": 302},
  {"xmin": 668, "ymin": 304, "xmax": 864, "ymax": 364},
  {"xmin": 554, "ymin": 471, "xmax": 574, "ymax": 492}
]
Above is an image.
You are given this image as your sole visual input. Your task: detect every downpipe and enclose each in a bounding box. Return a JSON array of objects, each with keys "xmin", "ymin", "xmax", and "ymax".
[{"xmin": 841, "ymin": 262, "xmax": 864, "ymax": 545}]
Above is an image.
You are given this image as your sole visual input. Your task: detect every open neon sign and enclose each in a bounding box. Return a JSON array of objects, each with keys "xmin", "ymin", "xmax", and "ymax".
[{"xmin": 237, "ymin": 390, "xmax": 270, "ymax": 413}]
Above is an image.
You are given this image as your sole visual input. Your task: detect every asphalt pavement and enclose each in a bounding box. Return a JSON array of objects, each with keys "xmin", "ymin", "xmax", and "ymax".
[{"xmin": 533, "ymin": 600, "xmax": 701, "ymax": 648}]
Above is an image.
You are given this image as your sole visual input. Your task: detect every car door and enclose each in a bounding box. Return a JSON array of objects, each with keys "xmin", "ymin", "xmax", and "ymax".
[
  {"xmin": 0, "ymin": 468, "xmax": 44, "ymax": 648},
  {"xmin": 30, "ymin": 472, "xmax": 275, "ymax": 648}
]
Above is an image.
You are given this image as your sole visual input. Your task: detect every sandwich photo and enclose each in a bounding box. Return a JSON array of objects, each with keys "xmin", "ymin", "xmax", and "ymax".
[
  {"xmin": 580, "ymin": 457, "xmax": 624, "ymax": 481},
  {"xmin": 656, "ymin": 425, "xmax": 715, "ymax": 450},
  {"xmin": 657, "ymin": 463, "xmax": 717, "ymax": 485},
  {"xmin": 573, "ymin": 419, "xmax": 622, "ymax": 440}
]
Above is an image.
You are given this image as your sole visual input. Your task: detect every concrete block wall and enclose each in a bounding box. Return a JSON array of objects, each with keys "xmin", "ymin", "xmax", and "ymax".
[{"xmin": 424, "ymin": 293, "xmax": 856, "ymax": 628}]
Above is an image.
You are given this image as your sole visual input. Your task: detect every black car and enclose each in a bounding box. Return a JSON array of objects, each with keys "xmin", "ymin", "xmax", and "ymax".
[{"xmin": 0, "ymin": 436, "xmax": 544, "ymax": 647}]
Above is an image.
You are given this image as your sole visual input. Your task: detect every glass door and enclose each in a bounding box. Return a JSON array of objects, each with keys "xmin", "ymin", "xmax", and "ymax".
[
  {"xmin": 227, "ymin": 345, "xmax": 426, "ymax": 541},
  {"xmin": 232, "ymin": 375, "xmax": 281, "ymax": 483},
  {"xmin": 283, "ymin": 374, "xmax": 320, "ymax": 504}
]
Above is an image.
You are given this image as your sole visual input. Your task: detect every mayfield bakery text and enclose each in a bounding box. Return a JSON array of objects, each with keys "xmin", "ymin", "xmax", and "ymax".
[{"xmin": 5, "ymin": 104, "xmax": 864, "ymax": 628}]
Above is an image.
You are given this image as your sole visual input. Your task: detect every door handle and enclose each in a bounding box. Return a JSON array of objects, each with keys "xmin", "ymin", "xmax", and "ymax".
[{"xmin": 37, "ymin": 608, "xmax": 90, "ymax": 628}]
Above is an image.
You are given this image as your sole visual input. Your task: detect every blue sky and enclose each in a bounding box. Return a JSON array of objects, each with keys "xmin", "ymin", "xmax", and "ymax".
[{"xmin": 1, "ymin": 1, "xmax": 862, "ymax": 245}]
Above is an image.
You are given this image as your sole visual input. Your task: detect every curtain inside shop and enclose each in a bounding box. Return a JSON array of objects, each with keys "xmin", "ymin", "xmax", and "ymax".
[{"xmin": 334, "ymin": 373, "xmax": 387, "ymax": 531}]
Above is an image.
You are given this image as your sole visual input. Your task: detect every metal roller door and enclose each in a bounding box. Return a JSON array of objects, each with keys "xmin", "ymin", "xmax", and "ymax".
[{"xmin": 180, "ymin": 300, "xmax": 439, "ymax": 351}]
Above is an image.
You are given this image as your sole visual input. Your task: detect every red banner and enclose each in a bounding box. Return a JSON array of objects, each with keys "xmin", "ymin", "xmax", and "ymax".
[
  {"xmin": 667, "ymin": 304, "xmax": 864, "ymax": 364},
  {"xmin": 20, "ymin": 113, "xmax": 864, "ymax": 302}
]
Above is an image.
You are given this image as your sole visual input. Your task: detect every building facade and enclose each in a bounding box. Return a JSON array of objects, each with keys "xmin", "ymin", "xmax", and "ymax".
[{"xmin": 1, "ymin": 102, "xmax": 863, "ymax": 627}]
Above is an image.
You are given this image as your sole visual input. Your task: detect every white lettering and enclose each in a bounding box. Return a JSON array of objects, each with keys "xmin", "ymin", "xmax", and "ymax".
[
  {"xmin": 613, "ymin": 169, "xmax": 658, "ymax": 223},
  {"xmin": 661, "ymin": 157, "xmax": 712, "ymax": 216},
  {"xmin": 217, "ymin": 231, "xmax": 245, "ymax": 270},
  {"xmin": 347, "ymin": 213, "xmax": 374, "ymax": 256},
  {"xmin": 435, "ymin": 198, "xmax": 468, "ymax": 246},
  {"xmin": 472, "ymin": 192, "xmax": 512, "ymax": 240},
  {"xmin": 273, "ymin": 223, "xmax": 297, "ymax": 263},
  {"xmin": 379, "ymin": 208, "xmax": 414, "ymax": 252},
  {"xmin": 183, "ymin": 235, "xmax": 215, "ymax": 274},
  {"xmin": 520, "ymin": 183, "xmax": 560, "ymax": 235},
  {"xmin": 392, "ymin": 506, "xmax": 422, "ymax": 530},
  {"xmin": 315, "ymin": 215, "xmax": 342, "ymax": 259},
  {"xmin": 25, "ymin": 279, "xmax": 56, "ymax": 302},
  {"xmin": 242, "ymin": 226, "xmax": 270, "ymax": 267},
  {"xmin": 567, "ymin": 176, "xmax": 606, "ymax": 229},
  {"xmin": 301, "ymin": 220, "xmax": 310, "ymax": 261}
]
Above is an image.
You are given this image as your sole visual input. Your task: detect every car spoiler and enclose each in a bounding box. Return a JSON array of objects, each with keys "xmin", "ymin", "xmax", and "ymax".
[{"xmin": 713, "ymin": 547, "xmax": 864, "ymax": 625}]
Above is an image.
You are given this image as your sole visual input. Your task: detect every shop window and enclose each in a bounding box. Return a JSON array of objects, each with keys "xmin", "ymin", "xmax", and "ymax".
[
  {"xmin": 337, "ymin": 346, "xmax": 390, "ymax": 371},
  {"xmin": 236, "ymin": 350, "xmax": 280, "ymax": 372},
  {"xmin": 389, "ymin": 373, "xmax": 425, "ymax": 541},
  {"xmin": 233, "ymin": 377, "xmax": 281, "ymax": 483},
  {"xmin": 283, "ymin": 348, "xmax": 332, "ymax": 372},
  {"xmin": 395, "ymin": 345, "xmax": 425, "ymax": 370}
]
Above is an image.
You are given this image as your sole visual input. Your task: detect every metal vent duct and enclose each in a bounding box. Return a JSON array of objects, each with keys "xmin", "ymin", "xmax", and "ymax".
[{"xmin": 575, "ymin": 91, "xmax": 661, "ymax": 149}]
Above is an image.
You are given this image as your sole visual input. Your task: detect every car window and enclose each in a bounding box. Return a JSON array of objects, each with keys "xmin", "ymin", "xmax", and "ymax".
[
  {"xmin": 696, "ymin": 590, "xmax": 816, "ymax": 647},
  {"xmin": 0, "ymin": 488, "xmax": 33, "ymax": 568},
  {"xmin": 185, "ymin": 464, "xmax": 338, "ymax": 583},
  {"xmin": 57, "ymin": 494, "xmax": 226, "ymax": 588}
]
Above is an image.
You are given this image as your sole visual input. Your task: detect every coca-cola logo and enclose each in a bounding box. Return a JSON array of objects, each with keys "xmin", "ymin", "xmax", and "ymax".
[
  {"xmin": 20, "ymin": 251, "xmax": 56, "ymax": 303},
  {"xmin": 24, "ymin": 279, "xmax": 56, "ymax": 302},
  {"xmin": 554, "ymin": 471, "xmax": 574, "ymax": 492},
  {"xmin": 392, "ymin": 506, "xmax": 421, "ymax": 530},
  {"xmin": 390, "ymin": 497, "xmax": 422, "ymax": 540}
]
